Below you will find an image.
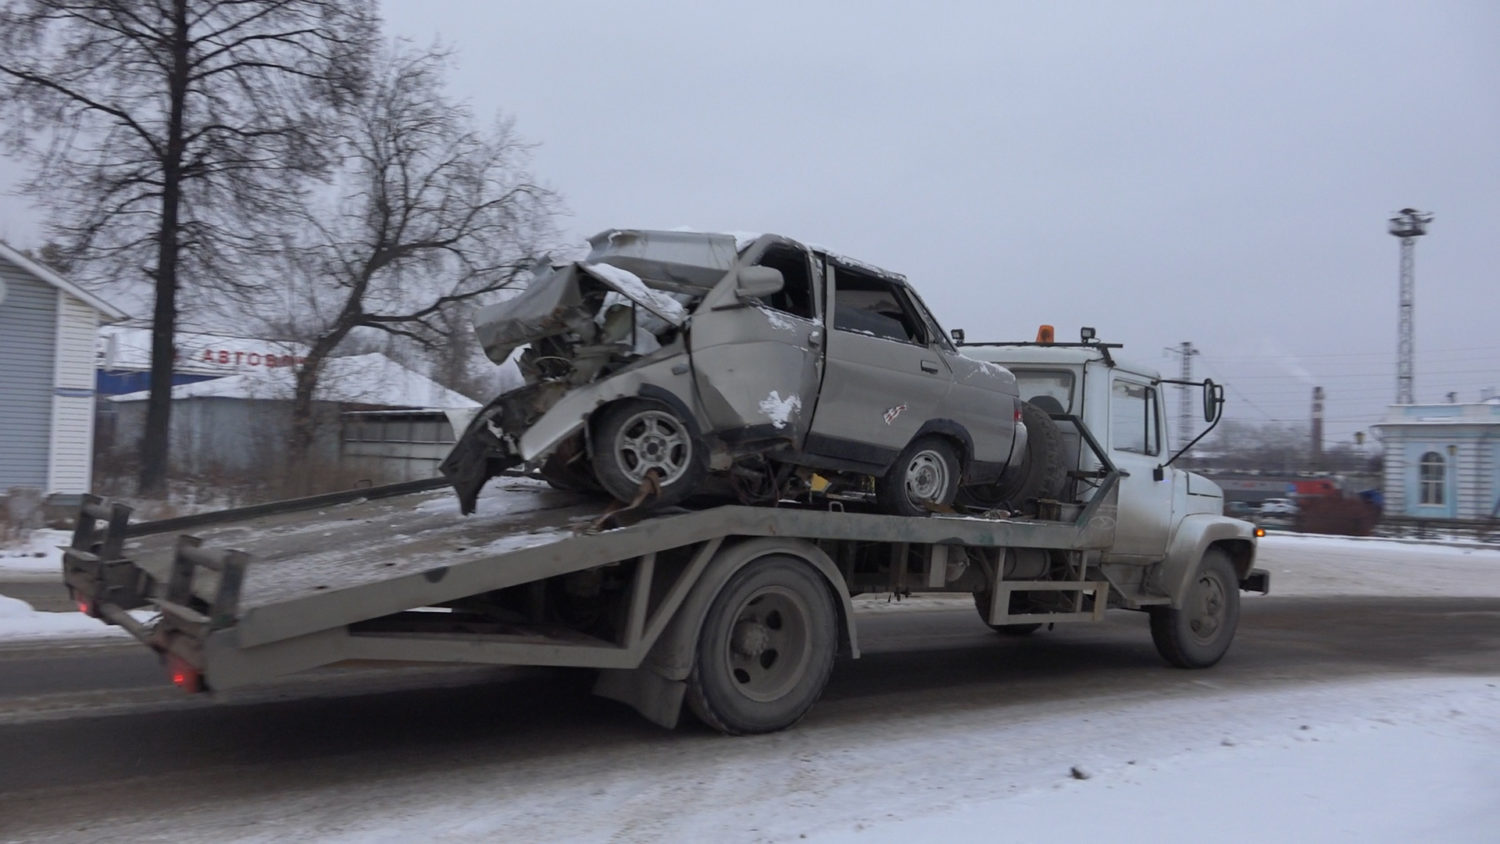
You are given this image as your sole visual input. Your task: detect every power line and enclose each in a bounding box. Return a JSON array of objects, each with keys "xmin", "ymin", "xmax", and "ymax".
[
  {"xmin": 1204, "ymin": 344, "xmax": 1500, "ymax": 361},
  {"xmin": 1215, "ymin": 367, "xmax": 1500, "ymax": 380}
]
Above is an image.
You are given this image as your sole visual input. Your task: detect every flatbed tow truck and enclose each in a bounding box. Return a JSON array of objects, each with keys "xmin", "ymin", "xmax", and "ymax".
[{"xmin": 63, "ymin": 338, "xmax": 1267, "ymax": 734}]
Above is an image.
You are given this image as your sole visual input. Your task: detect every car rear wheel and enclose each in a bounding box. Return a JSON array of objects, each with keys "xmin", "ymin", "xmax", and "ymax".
[
  {"xmin": 591, "ymin": 399, "xmax": 705, "ymax": 508},
  {"xmin": 876, "ymin": 436, "xmax": 961, "ymax": 517}
]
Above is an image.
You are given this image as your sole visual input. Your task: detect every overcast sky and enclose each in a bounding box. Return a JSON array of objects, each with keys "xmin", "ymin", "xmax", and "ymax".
[{"xmin": 2, "ymin": 0, "xmax": 1496, "ymax": 446}]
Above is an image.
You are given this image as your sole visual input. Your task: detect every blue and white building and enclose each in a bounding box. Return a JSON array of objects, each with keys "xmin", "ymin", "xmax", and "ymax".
[{"xmin": 1374, "ymin": 401, "xmax": 1500, "ymax": 522}]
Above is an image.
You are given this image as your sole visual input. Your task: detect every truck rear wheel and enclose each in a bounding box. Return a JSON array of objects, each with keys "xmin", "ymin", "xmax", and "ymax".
[
  {"xmin": 1149, "ymin": 548, "xmax": 1240, "ymax": 668},
  {"xmin": 686, "ymin": 556, "xmax": 838, "ymax": 735}
]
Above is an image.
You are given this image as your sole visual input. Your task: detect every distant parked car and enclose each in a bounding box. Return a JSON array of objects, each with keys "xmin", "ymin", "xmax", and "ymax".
[
  {"xmin": 1259, "ymin": 497, "xmax": 1299, "ymax": 516},
  {"xmin": 1223, "ymin": 501, "xmax": 1256, "ymax": 518}
]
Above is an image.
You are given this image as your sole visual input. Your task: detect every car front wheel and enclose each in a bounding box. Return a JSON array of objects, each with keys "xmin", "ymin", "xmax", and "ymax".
[{"xmin": 591, "ymin": 399, "xmax": 706, "ymax": 508}]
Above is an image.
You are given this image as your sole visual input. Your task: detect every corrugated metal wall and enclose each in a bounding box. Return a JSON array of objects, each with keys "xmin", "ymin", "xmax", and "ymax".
[
  {"xmin": 0, "ymin": 256, "xmax": 56, "ymax": 490},
  {"xmin": 48, "ymin": 293, "xmax": 100, "ymax": 493}
]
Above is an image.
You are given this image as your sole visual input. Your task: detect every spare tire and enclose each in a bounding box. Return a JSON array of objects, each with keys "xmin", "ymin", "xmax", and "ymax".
[{"xmin": 959, "ymin": 400, "xmax": 1067, "ymax": 511}]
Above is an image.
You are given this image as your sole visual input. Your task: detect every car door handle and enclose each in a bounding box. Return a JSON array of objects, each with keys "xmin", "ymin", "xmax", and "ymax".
[
  {"xmin": 920, "ymin": 360, "xmax": 940, "ymax": 373},
  {"xmin": 808, "ymin": 328, "xmax": 822, "ymax": 347}
]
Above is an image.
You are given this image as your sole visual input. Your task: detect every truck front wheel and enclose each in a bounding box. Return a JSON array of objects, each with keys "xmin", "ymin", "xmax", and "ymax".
[
  {"xmin": 1149, "ymin": 548, "xmax": 1240, "ymax": 668},
  {"xmin": 686, "ymin": 556, "xmax": 838, "ymax": 735}
]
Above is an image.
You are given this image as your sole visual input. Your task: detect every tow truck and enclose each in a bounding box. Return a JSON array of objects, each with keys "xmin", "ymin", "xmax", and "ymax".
[{"xmin": 64, "ymin": 330, "xmax": 1266, "ymax": 734}]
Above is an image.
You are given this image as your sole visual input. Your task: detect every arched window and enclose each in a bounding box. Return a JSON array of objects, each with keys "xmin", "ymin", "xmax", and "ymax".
[{"xmin": 1419, "ymin": 451, "xmax": 1445, "ymax": 505}]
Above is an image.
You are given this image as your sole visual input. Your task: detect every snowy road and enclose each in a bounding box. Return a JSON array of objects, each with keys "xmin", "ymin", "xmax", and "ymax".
[{"xmin": 0, "ymin": 533, "xmax": 1496, "ymax": 841}]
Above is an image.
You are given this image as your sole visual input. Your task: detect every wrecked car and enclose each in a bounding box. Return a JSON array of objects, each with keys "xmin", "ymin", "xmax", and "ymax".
[{"xmin": 440, "ymin": 229, "xmax": 1027, "ymax": 517}]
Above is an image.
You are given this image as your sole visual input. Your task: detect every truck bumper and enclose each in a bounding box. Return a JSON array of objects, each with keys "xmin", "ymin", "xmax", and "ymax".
[{"xmin": 1239, "ymin": 567, "xmax": 1270, "ymax": 594}]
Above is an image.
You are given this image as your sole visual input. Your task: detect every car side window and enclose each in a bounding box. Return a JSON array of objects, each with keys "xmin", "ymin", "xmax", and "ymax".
[
  {"xmin": 1111, "ymin": 379, "xmax": 1160, "ymax": 455},
  {"xmin": 753, "ymin": 245, "xmax": 816, "ymax": 319},
  {"xmin": 831, "ymin": 265, "xmax": 927, "ymax": 345}
]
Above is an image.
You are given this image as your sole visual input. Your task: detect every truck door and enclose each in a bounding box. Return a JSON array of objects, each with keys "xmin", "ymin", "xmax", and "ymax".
[
  {"xmin": 804, "ymin": 262, "xmax": 952, "ymax": 473},
  {"xmin": 1103, "ymin": 375, "xmax": 1175, "ymax": 561},
  {"xmin": 688, "ymin": 242, "xmax": 823, "ymax": 448}
]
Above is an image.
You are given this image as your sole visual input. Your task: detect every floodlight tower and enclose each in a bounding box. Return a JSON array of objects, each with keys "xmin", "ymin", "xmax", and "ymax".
[{"xmin": 1388, "ymin": 208, "xmax": 1433, "ymax": 405}]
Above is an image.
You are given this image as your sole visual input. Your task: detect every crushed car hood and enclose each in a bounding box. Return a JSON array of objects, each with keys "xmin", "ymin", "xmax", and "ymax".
[{"xmin": 472, "ymin": 262, "xmax": 689, "ymax": 364}]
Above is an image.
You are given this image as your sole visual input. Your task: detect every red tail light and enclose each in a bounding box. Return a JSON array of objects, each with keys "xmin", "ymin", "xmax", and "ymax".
[{"xmin": 167, "ymin": 657, "xmax": 204, "ymax": 693}]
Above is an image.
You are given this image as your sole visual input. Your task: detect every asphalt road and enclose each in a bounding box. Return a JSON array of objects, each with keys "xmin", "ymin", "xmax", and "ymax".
[{"xmin": 0, "ymin": 594, "xmax": 1496, "ymax": 838}]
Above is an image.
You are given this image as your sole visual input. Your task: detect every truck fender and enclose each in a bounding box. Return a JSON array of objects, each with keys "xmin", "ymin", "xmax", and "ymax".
[
  {"xmin": 594, "ymin": 537, "xmax": 858, "ymax": 729},
  {"xmin": 1157, "ymin": 514, "xmax": 1258, "ymax": 608},
  {"xmin": 649, "ymin": 537, "xmax": 859, "ymax": 680}
]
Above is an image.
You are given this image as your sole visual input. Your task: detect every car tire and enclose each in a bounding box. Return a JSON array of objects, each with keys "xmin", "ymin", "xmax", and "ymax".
[
  {"xmin": 876, "ymin": 435, "xmax": 961, "ymax": 517},
  {"xmin": 686, "ymin": 555, "xmax": 839, "ymax": 735},
  {"xmin": 591, "ymin": 399, "xmax": 706, "ymax": 508},
  {"xmin": 959, "ymin": 400, "xmax": 1066, "ymax": 512},
  {"xmin": 1149, "ymin": 548, "xmax": 1241, "ymax": 668}
]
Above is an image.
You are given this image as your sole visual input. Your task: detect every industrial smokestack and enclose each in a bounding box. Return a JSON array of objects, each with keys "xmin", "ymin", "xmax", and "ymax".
[{"xmin": 1311, "ymin": 386, "xmax": 1324, "ymax": 463}]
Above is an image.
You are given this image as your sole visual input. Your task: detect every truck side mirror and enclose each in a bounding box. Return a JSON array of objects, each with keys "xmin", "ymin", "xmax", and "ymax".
[
  {"xmin": 950, "ymin": 328, "xmax": 965, "ymax": 344},
  {"xmin": 734, "ymin": 266, "xmax": 784, "ymax": 300},
  {"xmin": 1202, "ymin": 379, "xmax": 1223, "ymax": 423}
]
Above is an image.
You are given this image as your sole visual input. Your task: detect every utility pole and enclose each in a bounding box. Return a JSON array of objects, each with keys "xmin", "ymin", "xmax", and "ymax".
[
  {"xmin": 1165, "ymin": 341, "xmax": 1198, "ymax": 448},
  {"xmin": 1388, "ymin": 208, "xmax": 1433, "ymax": 405},
  {"xmin": 1311, "ymin": 386, "xmax": 1324, "ymax": 465}
]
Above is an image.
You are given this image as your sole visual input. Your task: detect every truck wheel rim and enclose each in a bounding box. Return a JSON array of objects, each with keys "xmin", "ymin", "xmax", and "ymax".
[
  {"xmin": 723, "ymin": 585, "xmax": 813, "ymax": 703},
  {"xmin": 904, "ymin": 449, "xmax": 949, "ymax": 505},
  {"xmin": 614, "ymin": 409, "xmax": 691, "ymax": 486},
  {"xmin": 1188, "ymin": 572, "xmax": 1226, "ymax": 644}
]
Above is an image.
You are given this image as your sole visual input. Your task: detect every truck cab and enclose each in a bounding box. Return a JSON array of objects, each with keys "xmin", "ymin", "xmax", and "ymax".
[{"xmin": 960, "ymin": 333, "xmax": 1264, "ymax": 625}]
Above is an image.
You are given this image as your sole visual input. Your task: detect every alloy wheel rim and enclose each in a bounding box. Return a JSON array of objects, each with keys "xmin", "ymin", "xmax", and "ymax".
[{"xmin": 615, "ymin": 409, "xmax": 691, "ymax": 485}]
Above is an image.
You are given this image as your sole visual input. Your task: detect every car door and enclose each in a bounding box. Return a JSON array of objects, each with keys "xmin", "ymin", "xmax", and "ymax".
[
  {"xmin": 687, "ymin": 241, "xmax": 823, "ymax": 449},
  {"xmin": 803, "ymin": 260, "xmax": 952, "ymax": 472}
]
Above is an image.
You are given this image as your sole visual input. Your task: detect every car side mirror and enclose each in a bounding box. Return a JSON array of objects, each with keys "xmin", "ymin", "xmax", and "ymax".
[
  {"xmin": 950, "ymin": 328, "xmax": 965, "ymax": 344},
  {"xmin": 735, "ymin": 266, "xmax": 784, "ymax": 300}
]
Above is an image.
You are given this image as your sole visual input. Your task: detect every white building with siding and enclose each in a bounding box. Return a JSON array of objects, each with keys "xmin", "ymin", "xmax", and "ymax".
[
  {"xmin": 1373, "ymin": 401, "xmax": 1500, "ymax": 523},
  {"xmin": 0, "ymin": 242, "xmax": 127, "ymax": 499}
]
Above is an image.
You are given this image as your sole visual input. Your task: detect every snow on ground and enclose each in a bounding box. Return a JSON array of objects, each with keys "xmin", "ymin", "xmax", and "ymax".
[
  {"xmin": 800, "ymin": 678, "xmax": 1500, "ymax": 844},
  {"xmin": 0, "ymin": 529, "xmax": 70, "ymax": 581},
  {"xmin": 0, "ymin": 594, "xmax": 153, "ymax": 642},
  {"xmin": 1258, "ymin": 532, "xmax": 1500, "ymax": 597}
]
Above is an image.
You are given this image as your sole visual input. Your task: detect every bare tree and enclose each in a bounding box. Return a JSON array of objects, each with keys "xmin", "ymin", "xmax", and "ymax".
[
  {"xmin": 274, "ymin": 44, "xmax": 559, "ymax": 463},
  {"xmin": 0, "ymin": 0, "xmax": 377, "ymax": 496}
]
